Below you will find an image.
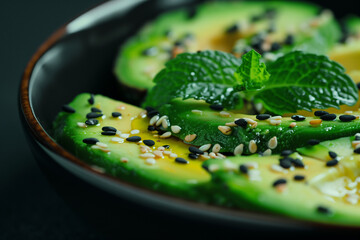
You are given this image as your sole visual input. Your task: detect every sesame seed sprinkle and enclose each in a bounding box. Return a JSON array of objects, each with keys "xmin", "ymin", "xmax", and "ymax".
[
  {"xmin": 171, "ymin": 125, "xmax": 181, "ymax": 134},
  {"xmin": 160, "ymin": 131, "xmax": 172, "ymax": 138}
]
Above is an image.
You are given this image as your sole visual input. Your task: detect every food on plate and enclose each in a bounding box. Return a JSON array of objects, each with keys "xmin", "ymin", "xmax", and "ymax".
[{"xmin": 52, "ymin": 0, "xmax": 360, "ymax": 227}]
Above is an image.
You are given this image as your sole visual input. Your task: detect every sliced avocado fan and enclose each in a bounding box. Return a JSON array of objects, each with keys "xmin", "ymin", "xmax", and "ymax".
[
  {"xmin": 153, "ymin": 98, "xmax": 360, "ymax": 155},
  {"xmin": 53, "ymin": 93, "xmax": 216, "ymax": 202},
  {"xmin": 114, "ymin": 1, "xmax": 341, "ymax": 92},
  {"xmin": 202, "ymin": 136, "xmax": 360, "ymax": 226}
]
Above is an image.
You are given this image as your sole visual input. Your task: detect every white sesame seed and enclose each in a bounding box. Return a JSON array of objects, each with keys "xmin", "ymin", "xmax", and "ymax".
[
  {"xmin": 96, "ymin": 142, "xmax": 108, "ymax": 148},
  {"xmin": 199, "ymin": 144, "xmax": 211, "ymax": 152},
  {"xmin": 234, "ymin": 144, "xmax": 244, "ymax": 155},
  {"xmin": 216, "ymin": 153, "xmax": 227, "ymax": 159},
  {"xmin": 262, "ymin": 149, "xmax": 272, "ymax": 156},
  {"xmin": 160, "ymin": 131, "xmax": 172, "ymax": 138},
  {"xmin": 267, "ymin": 136, "xmax": 278, "ymax": 149},
  {"xmin": 345, "ymin": 111, "xmax": 354, "ymax": 115},
  {"xmin": 77, "ymin": 122, "xmax": 87, "ymax": 128},
  {"xmin": 162, "ymin": 119, "xmax": 169, "ymax": 129},
  {"xmin": 138, "ymin": 110, "xmax": 147, "ymax": 119},
  {"xmin": 184, "ymin": 134, "xmax": 197, "ymax": 142},
  {"xmin": 219, "ymin": 111, "xmax": 231, "ymax": 117},
  {"xmin": 145, "ymin": 158, "xmax": 156, "ymax": 165},
  {"xmin": 289, "ymin": 122, "xmax": 297, "ymax": 128},
  {"xmin": 169, "ymin": 153, "xmax": 178, "ymax": 158},
  {"xmin": 269, "ymin": 116, "xmax": 282, "ymax": 120},
  {"xmin": 153, "ymin": 150, "xmax": 164, "ymax": 158},
  {"xmin": 149, "ymin": 115, "xmax": 159, "ymax": 125},
  {"xmin": 212, "ymin": 143, "xmax": 221, "ymax": 153},
  {"xmin": 163, "ymin": 151, "xmax": 171, "ymax": 155},
  {"xmin": 117, "ymin": 105, "xmax": 126, "ymax": 110},
  {"xmin": 156, "ymin": 116, "xmax": 168, "ymax": 126},
  {"xmin": 120, "ymin": 133, "xmax": 130, "ymax": 138},
  {"xmin": 223, "ymin": 160, "xmax": 237, "ymax": 170},
  {"xmin": 171, "ymin": 125, "xmax": 181, "ymax": 134},
  {"xmin": 209, "ymin": 152, "xmax": 217, "ymax": 158},
  {"xmin": 157, "ymin": 146, "xmax": 165, "ymax": 151},
  {"xmin": 140, "ymin": 153, "xmax": 155, "ymax": 159},
  {"xmin": 116, "ymin": 130, "xmax": 122, "ymax": 136},
  {"xmin": 191, "ymin": 109, "xmax": 203, "ymax": 115},
  {"xmin": 140, "ymin": 145, "xmax": 150, "ymax": 153},
  {"xmin": 270, "ymin": 164, "xmax": 287, "ymax": 173},
  {"xmin": 200, "ymin": 154, "xmax": 210, "ymax": 160},
  {"xmin": 131, "ymin": 129, "xmax": 140, "ymax": 134},
  {"xmin": 249, "ymin": 121, "xmax": 258, "ymax": 129},
  {"xmin": 111, "ymin": 137, "xmax": 124, "ymax": 143},
  {"xmin": 269, "ymin": 119, "xmax": 281, "ymax": 126},
  {"xmin": 249, "ymin": 140, "xmax": 257, "ymax": 153},
  {"xmin": 218, "ymin": 125, "xmax": 232, "ymax": 135},
  {"xmin": 243, "ymin": 118, "xmax": 256, "ymax": 124}
]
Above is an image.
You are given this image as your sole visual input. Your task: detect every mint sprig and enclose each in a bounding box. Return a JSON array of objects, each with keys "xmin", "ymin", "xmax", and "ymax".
[
  {"xmin": 144, "ymin": 50, "xmax": 358, "ymax": 114},
  {"xmin": 143, "ymin": 50, "xmax": 243, "ymax": 109}
]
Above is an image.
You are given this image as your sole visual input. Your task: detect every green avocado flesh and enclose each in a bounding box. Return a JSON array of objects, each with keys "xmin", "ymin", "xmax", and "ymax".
[
  {"xmin": 52, "ymin": 93, "xmax": 215, "ymax": 202},
  {"xmin": 157, "ymin": 98, "xmax": 360, "ymax": 155},
  {"xmin": 114, "ymin": 1, "xmax": 340, "ymax": 91},
  {"xmin": 202, "ymin": 136, "xmax": 360, "ymax": 226}
]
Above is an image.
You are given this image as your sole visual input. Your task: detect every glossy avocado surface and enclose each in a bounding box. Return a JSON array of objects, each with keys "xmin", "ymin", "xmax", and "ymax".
[
  {"xmin": 52, "ymin": 93, "xmax": 216, "ymax": 202},
  {"xmin": 202, "ymin": 138, "xmax": 360, "ymax": 226},
  {"xmin": 114, "ymin": 1, "xmax": 341, "ymax": 92}
]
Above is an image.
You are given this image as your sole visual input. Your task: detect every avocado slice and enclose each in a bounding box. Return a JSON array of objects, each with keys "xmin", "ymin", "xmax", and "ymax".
[
  {"xmin": 202, "ymin": 148, "xmax": 360, "ymax": 226},
  {"xmin": 153, "ymin": 98, "xmax": 360, "ymax": 155},
  {"xmin": 52, "ymin": 93, "xmax": 216, "ymax": 202},
  {"xmin": 114, "ymin": 1, "xmax": 341, "ymax": 93}
]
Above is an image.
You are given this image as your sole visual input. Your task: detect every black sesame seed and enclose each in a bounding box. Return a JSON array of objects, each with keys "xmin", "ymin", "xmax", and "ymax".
[
  {"xmin": 126, "ymin": 136, "xmax": 141, "ymax": 142},
  {"xmin": 273, "ymin": 178, "xmax": 287, "ymax": 187},
  {"xmin": 101, "ymin": 131, "xmax": 116, "ymax": 136},
  {"xmin": 225, "ymin": 24, "xmax": 239, "ymax": 34},
  {"xmin": 291, "ymin": 115, "xmax": 306, "ymax": 121},
  {"xmin": 147, "ymin": 110, "xmax": 159, "ymax": 118},
  {"xmin": 188, "ymin": 153, "xmax": 199, "ymax": 159},
  {"xmin": 147, "ymin": 125, "xmax": 156, "ymax": 131},
  {"xmin": 112, "ymin": 112, "xmax": 122, "ymax": 118},
  {"xmin": 235, "ymin": 118, "xmax": 248, "ymax": 128},
  {"xmin": 175, "ymin": 157, "xmax": 189, "ymax": 164},
  {"xmin": 355, "ymin": 135, "xmax": 360, "ymax": 141},
  {"xmin": 163, "ymin": 145, "xmax": 170, "ymax": 149},
  {"xmin": 326, "ymin": 159, "xmax": 339, "ymax": 167},
  {"xmin": 354, "ymin": 148, "xmax": 360, "ymax": 154},
  {"xmin": 317, "ymin": 205, "xmax": 332, "ymax": 215},
  {"xmin": 256, "ymin": 114, "xmax": 271, "ymax": 120},
  {"xmin": 143, "ymin": 139, "xmax": 155, "ymax": 147},
  {"xmin": 91, "ymin": 107, "xmax": 102, "ymax": 113},
  {"xmin": 279, "ymin": 158, "xmax": 292, "ymax": 169},
  {"xmin": 339, "ymin": 114, "xmax": 356, "ymax": 122},
  {"xmin": 280, "ymin": 150, "xmax": 293, "ymax": 157},
  {"xmin": 88, "ymin": 94, "xmax": 95, "ymax": 105},
  {"xmin": 85, "ymin": 119, "xmax": 99, "ymax": 126},
  {"xmin": 294, "ymin": 175, "xmax": 305, "ymax": 181},
  {"xmin": 328, "ymin": 151, "xmax": 337, "ymax": 159},
  {"xmin": 62, "ymin": 105, "xmax": 76, "ymax": 113},
  {"xmin": 239, "ymin": 164, "xmax": 248, "ymax": 174},
  {"xmin": 209, "ymin": 104, "xmax": 224, "ymax": 111},
  {"xmin": 86, "ymin": 112, "xmax": 103, "ymax": 119},
  {"xmin": 82, "ymin": 137, "xmax": 99, "ymax": 145},
  {"xmin": 270, "ymin": 42, "xmax": 282, "ymax": 51},
  {"xmin": 284, "ymin": 34, "xmax": 294, "ymax": 45},
  {"xmin": 314, "ymin": 110, "xmax": 329, "ymax": 117},
  {"xmin": 308, "ymin": 139, "xmax": 320, "ymax": 146},
  {"xmin": 189, "ymin": 146, "xmax": 204, "ymax": 155},
  {"xmin": 102, "ymin": 126, "xmax": 117, "ymax": 132},
  {"xmin": 357, "ymin": 82, "xmax": 360, "ymax": 90},
  {"xmin": 320, "ymin": 113, "xmax": 337, "ymax": 121},
  {"xmin": 292, "ymin": 158, "xmax": 305, "ymax": 168}
]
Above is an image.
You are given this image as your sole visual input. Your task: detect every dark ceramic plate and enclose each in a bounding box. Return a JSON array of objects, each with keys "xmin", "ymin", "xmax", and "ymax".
[{"xmin": 19, "ymin": 0, "xmax": 359, "ymax": 238}]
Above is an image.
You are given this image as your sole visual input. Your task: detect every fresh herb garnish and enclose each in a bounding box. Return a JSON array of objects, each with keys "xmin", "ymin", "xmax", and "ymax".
[{"xmin": 144, "ymin": 49, "xmax": 358, "ymax": 115}]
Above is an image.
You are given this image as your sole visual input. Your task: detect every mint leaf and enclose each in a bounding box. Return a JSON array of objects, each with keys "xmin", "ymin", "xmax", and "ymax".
[
  {"xmin": 234, "ymin": 49, "xmax": 270, "ymax": 91},
  {"xmin": 254, "ymin": 51, "xmax": 358, "ymax": 115},
  {"xmin": 143, "ymin": 50, "xmax": 242, "ymax": 109}
]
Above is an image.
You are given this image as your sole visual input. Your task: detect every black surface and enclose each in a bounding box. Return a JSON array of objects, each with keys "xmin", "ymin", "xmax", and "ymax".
[
  {"xmin": 1, "ymin": 1, "xmax": 107, "ymax": 239},
  {"xmin": 0, "ymin": 0, "xmax": 355, "ymax": 239}
]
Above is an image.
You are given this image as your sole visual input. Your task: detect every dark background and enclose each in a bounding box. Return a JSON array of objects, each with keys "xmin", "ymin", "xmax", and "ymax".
[{"xmin": 0, "ymin": 0, "xmax": 353, "ymax": 239}]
